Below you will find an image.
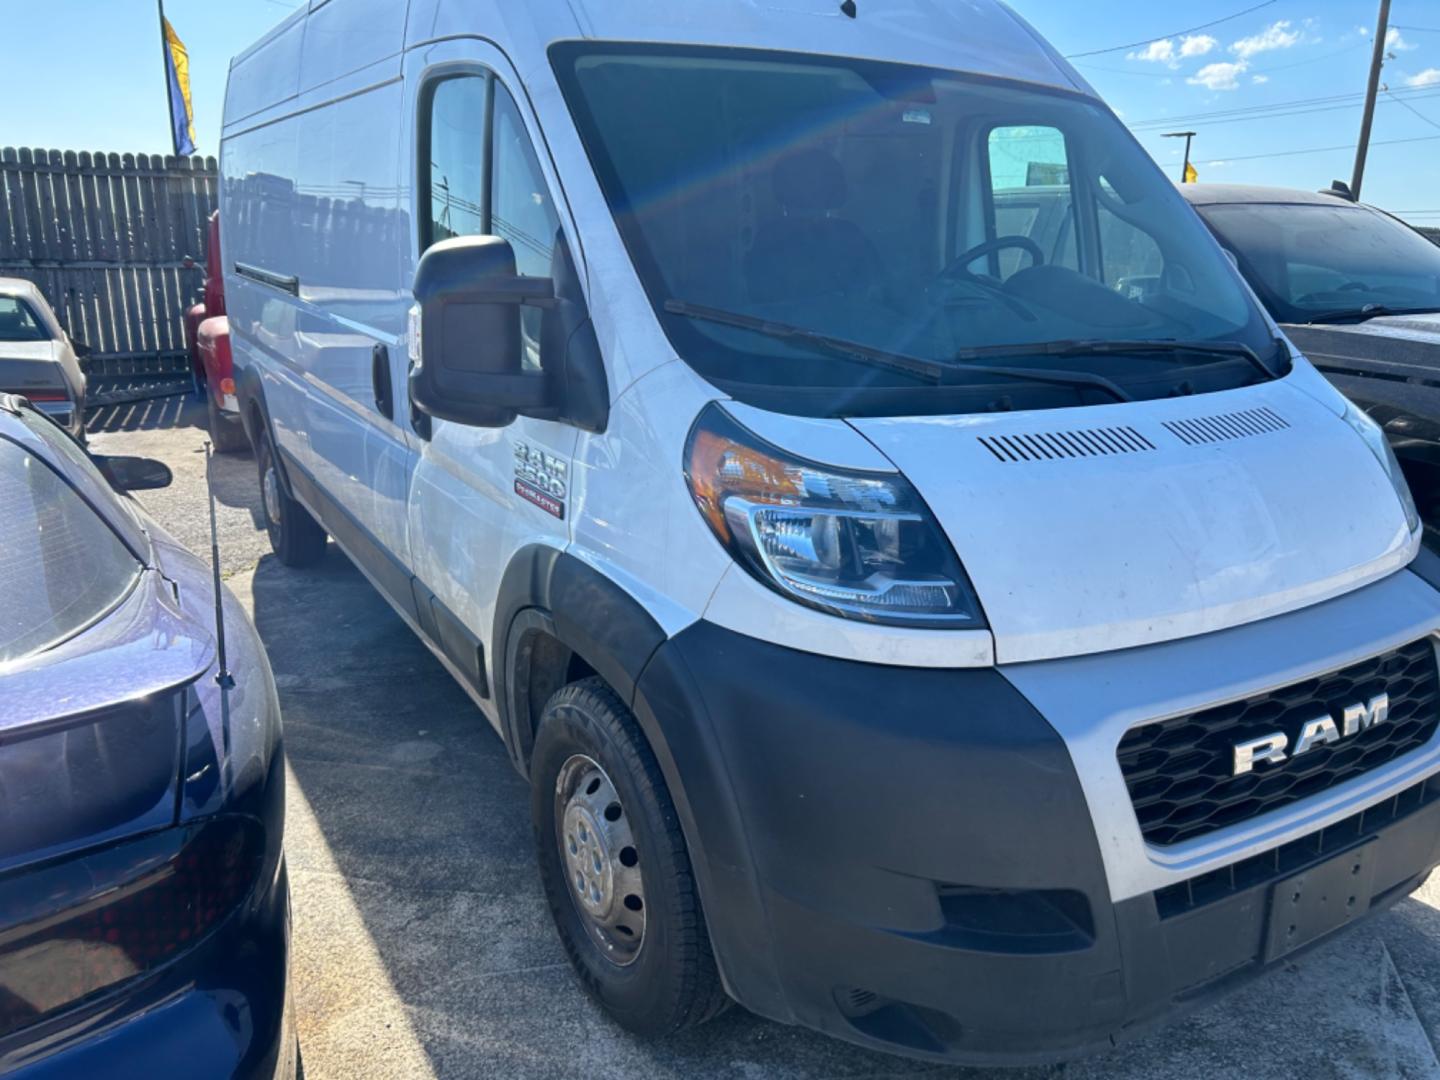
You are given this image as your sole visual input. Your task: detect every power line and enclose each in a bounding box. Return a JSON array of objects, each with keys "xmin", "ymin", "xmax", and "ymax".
[
  {"xmin": 1393, "ymin": 25, "xmax": 1440, "ymax": 33},
  {"xmin": 1079, "ymin": 41, "xmax": 1366, "ymax": 82},
  {"xmin": 1130, "ymin": 89, "xmax": 1440, "ymax": 131},
  {"xmin": 1202, "ymin": 132, "xmax": 1440, "ymax": 163},
  {"xmin": 1063, "ymin": 0, "xmax": 1281, "ymax": 59},
  {"xmin": 1129, "ymin": 82, "xmax": 1440, "ymax": 128},
  {"xmin": 1386, "ymin": 89, "xmax": 1440, "ymax": 132}
]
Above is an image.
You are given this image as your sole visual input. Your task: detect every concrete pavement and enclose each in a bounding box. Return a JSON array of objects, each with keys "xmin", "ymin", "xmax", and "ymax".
[{"xmin": 89, "ymin": 395, "xmax": 1440, "ymax": 1079}]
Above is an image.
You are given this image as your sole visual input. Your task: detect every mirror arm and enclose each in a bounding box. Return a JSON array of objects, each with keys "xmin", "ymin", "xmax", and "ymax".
[{"xmin": 461, "ymin": 276, "xmax": 558, "ymax": 309}]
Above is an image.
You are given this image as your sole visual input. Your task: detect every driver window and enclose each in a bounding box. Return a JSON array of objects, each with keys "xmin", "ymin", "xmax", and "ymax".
[{"xmin": 984, "ymin": 126, "xmax": 1077, "ymax": 279}]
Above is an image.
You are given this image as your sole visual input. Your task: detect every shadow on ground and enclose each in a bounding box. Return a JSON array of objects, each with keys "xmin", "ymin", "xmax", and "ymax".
[{"xmin": 86, "ymin": 392, "xmax": 200, "ymax": 435}]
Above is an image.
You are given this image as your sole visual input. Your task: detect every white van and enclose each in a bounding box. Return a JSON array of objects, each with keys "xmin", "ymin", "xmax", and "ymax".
[{"xmin": 221, "ymin": 0, "xmax": 1440, "ymax": 1064}]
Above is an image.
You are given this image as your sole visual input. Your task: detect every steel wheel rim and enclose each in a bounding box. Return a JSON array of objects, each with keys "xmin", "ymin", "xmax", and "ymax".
[
  {"xmin": 554, "ymin": 754, "xmax": 646, "ymax": 967},
  {"xmin": 262, "ymin": 461, "xmax": 283, "ymax": 528}
]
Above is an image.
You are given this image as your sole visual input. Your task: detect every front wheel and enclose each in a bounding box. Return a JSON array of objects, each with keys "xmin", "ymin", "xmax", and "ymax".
[
  {"xmin": 256, "ymin": 425, "xmax": 327, "ymax": 568},
  {"xmin": 532, "ymin": 677, "xmax": 729, "ymax": 1036}
]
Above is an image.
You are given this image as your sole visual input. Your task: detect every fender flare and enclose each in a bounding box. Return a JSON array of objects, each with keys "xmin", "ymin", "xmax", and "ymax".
[{"xmin": 493, "ymin": 545, "xmax": 666, "ymax": 774}]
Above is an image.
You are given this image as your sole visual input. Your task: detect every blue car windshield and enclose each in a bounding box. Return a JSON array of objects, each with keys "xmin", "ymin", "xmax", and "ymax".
[{"xmin": 553, "ymin": 44, "xmax": 1275, "ymax": 416}]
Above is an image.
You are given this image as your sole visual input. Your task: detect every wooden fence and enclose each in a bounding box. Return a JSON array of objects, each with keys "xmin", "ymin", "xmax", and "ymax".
[{"xmin": 0, "ymin": 148, "xmax": 217, "ymax": 403}]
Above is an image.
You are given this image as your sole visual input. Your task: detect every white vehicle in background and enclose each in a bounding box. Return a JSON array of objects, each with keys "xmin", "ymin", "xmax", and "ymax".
[
  {"xmin": 0, "ymin": 277, "xmax": 87, "ymax": 441},
  {"xmin": 221, "ymin": 0, "xmax": 1440, "ymax": 1065}
]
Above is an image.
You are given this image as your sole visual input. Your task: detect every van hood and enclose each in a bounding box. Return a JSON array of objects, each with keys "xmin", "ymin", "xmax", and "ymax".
[{"xmin": 850, "ymin": 377, "xmax": 1418, "ymax": 664}]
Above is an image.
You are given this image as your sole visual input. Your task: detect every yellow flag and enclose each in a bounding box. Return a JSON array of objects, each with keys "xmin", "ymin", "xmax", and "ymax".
[
  {"xmin": 1184, "ymin": 161, "xmax": 1199, "ymax": 184},
  {"xmin": 163, "ymin": 17, "xmax": 198, "ymax": 156}
]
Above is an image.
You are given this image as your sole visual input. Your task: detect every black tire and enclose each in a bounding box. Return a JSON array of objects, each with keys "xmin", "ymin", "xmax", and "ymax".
[
  {"xmin": 207, "ymin": 392, "xmax": 250, "ymax": 454},
  {"xmin": 532, "ymin": 676, "xmax": 729, "ymax": 1036},
  {"xmin": 256, "ymin": 425, "xmax": 327, "ymax": 568}
]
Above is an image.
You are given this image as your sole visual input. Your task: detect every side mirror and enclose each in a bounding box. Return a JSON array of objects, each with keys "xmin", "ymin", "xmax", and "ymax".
[
  {"xmin": 93, "ymin": 454, "xmax": 173, "ymax": 492},
  {"xmin": 410, "ymin": 236, "xmax": 556, "ymax": 428}
]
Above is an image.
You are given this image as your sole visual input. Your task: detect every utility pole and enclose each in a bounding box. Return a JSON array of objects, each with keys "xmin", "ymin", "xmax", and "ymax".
[
  {"xmin": 1352, "ymin": 0, "xmax": 1392, "ymax": 201},
  {"xmin": 1163, "ymin": 132, "xmax": 1197, "ymax": 183}
]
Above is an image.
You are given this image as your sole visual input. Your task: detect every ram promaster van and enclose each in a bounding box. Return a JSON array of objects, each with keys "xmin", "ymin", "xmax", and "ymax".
[{"xmin": 222, "ymin": 0, "xmax": 1440, "ymax": 1064}]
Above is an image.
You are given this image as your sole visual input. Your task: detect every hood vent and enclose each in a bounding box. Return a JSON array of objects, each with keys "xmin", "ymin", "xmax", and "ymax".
[
  {"xmin": 978, "ymin": 426, "xmax": 1155, "ymax": 463},
  {"xmin": 1164, "ymin": 407, "xmax": 1288, "ymax": 446}
]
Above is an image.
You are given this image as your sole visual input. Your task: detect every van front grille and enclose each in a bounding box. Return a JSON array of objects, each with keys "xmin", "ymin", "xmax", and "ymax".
[{"xmin": 1118, "ymin": 640, "xmax": 1440, "ymax": 847}]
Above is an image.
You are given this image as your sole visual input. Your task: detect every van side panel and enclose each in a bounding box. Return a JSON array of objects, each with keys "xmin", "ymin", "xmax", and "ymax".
[
  {"xmin": 221, "ymin": 121, "xmax": 311, "ymax": 468},
  {"xmin": 299, "ymin": 0, "xmax": 408, "ymax": 92},
  {"xmin": 225, "ymin": 17, "xmax": 304, "ymax": 126},
  {"xmin": 223, "ymin": 9, "xmax": 416, "ymax": 580}
]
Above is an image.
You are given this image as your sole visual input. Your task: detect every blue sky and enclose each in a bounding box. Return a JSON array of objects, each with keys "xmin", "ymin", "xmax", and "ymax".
[{"xmin": 0, "ymin": 0, "xmax": 1436, "ymax": 226}]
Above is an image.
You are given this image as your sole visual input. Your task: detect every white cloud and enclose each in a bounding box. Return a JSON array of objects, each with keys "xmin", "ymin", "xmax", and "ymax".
[
  {"xmin": 1189, "ymin": 61, "xmax": 1248, "ymax": 91},
  {"xmin": 1129, "ymin": 38, "xmax": 1178, "ymax": 65},
  {"xmin": 1409, "ymin": 69, "xmax": 1440, "ymax": 88},
  {"xmin": 1180, "ymin": 34, "xmax": 1219, "ymax": 59},
  {"xmin": 1232, "ymin": 20, "xmax": 1302, "ymax": 59},
  {"xmin": 1252, "ymin": 73, "xmax": 1270, "ymax": 84},
  {"xmin": 1387, "ymin": 28, "xmax": 1418, "ymax": 52}
]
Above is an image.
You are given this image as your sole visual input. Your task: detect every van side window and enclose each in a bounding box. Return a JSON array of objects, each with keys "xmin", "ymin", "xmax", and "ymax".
[
  {"xmin": 491, "ymin": 85, "xmax": 560, "ymax": 370},
  {"xmin": 426, "ymin": 76, "xmax": 488, "ymax": 246},
  {"xmin": 985, "ymin": 126, "xmax": 1079, "ymax": 280}
]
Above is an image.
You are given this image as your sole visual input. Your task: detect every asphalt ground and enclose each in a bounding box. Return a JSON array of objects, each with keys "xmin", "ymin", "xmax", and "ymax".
[{"xmin": 88, "ymin": 394, "xmax": 1440, "ymax": 1079}]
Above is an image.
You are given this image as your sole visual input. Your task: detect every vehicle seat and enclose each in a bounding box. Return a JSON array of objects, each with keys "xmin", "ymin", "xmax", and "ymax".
[{"xmin": 745, "ymin": 149, "xmax": 884, "ymax": 303}]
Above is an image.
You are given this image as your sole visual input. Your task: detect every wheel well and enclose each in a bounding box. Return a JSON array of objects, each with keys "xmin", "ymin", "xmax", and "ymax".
[
  {"xmin": 247, "ymin": 400, "xmax": 266, "ymax": 447},
  {"xmin": 511, "ymin": 625, "xmax": 598, "ymax": 769}
]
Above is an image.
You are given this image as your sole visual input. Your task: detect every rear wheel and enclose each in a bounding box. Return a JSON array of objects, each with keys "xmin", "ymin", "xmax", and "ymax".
[
  {"xmin": 532, "ymin": 677, "xmax": 728, "ymax": 1036},
  {"xmin": 207, "ymin": 392, "xmax": 249, "ymax": 454},
  {"xmin": 257, "ymin": 425, "xmax": 327, "ymax": 568}
]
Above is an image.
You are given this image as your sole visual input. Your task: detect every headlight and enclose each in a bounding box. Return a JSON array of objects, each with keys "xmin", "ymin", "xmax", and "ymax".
[
  {"xmin": 685, "ymin": 404, "xmax": 985, "ymax": 627},
  {"xmin": 1342, "ymin": 402, "xmax": 1420, "ymax": 534}
]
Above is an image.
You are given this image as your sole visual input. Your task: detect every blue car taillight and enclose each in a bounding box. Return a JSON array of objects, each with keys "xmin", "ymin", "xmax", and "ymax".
[{"xmin": 0, "ymin": 816, "xmax": 264, "ymax": 1039}]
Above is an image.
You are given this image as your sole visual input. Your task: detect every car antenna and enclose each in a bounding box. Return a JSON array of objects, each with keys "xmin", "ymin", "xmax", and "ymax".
[{"xmin": 204, "ymin": 441, "xmax": 236, "ymax": 689}]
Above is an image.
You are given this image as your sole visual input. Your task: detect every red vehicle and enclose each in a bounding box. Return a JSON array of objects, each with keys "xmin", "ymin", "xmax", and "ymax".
[{"xmin": 185, "ymin": 211, "xmax": 246, "ymax": 452}]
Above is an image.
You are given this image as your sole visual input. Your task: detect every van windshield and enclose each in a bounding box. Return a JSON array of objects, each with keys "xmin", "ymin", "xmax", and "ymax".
[{"xmin": 552, "ymin": 44, "xmax": 1279, "ymax": 417}]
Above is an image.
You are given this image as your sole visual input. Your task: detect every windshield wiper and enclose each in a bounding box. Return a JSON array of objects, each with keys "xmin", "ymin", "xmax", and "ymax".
[
  {"xmin": 1306, "ymin": 304, "xmax": 1440, "ymax": 325},
  {"xmin": 663, "ymin": 300, "xmax": 1134, "ymax": 402},
  {"xmin": 951, "ymin": 337, "xmax": 1283, "ymax": 380}
]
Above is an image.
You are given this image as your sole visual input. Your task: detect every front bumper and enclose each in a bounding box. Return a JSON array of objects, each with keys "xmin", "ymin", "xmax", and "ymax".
[{"xmin": 635, "ymin": 568, "xmax": 1440, "ymax": 1065}]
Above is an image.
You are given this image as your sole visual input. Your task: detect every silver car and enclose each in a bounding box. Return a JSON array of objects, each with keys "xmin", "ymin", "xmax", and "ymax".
[{"xmin": 0, "ymin": 277, "xmax": 87, "ymax": 441}]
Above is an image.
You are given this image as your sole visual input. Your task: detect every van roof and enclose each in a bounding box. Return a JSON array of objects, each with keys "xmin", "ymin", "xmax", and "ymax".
[
  {"xmin": 556, "ymin": 0, "xmax": 1085, "ymax": 92},
  {"xmin": 230, "ymin": 0, "xmax": 1088, "ymax": 99}
]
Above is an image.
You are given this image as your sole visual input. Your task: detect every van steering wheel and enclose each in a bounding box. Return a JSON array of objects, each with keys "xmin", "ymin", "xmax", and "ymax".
[{"xmin": 939, "ymin": 235, "xmax": 1045, "ymax": 282}]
